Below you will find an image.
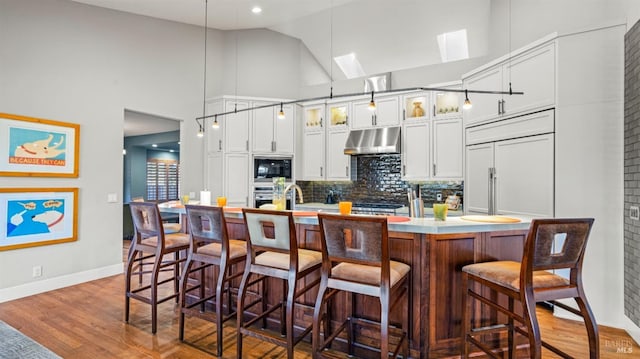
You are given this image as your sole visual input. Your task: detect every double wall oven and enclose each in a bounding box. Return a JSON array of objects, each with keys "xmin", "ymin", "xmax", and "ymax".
[{"xmin": 253, "ymin": 156, "xmax": 293, "ymax": 209}]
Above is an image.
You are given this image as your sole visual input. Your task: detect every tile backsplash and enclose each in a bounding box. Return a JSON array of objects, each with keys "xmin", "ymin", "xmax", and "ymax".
[{"xmin": 297, "ymin": 154, "xmax": 463, "ymax": 207}]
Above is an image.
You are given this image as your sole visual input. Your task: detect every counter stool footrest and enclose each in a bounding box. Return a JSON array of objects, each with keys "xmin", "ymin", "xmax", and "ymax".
[{"xmin": 243, "ymin": 302, "xmax": 282, "ymax": 328}]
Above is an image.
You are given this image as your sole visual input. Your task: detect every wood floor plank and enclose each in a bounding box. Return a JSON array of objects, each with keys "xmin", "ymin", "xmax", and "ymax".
[{"xmin": 0, "ymin": 242, "xmax": 637, "ymax": 358}]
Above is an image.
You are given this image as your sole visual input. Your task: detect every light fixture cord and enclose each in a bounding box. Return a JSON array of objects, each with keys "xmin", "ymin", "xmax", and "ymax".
[
  {"xmin": 329, "ymin": 0, "xmax": 334, "ymax": 98},
  {"xmin": 508, "ymin": 0, "xmax": 512, "ymax": 95},
  {"xmin": 202, "ymin": 0, "xmax": 208, "ymax": 119},
  {"xmin": 235, "ymin": 4, "xmax": 238, "ymax": 101}
]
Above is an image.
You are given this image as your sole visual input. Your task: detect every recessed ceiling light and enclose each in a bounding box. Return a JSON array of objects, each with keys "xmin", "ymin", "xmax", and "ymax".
[
  {"xmin": 170, "ymin": 149, "xmax": 175, "ymax": 153},
  {"xmin": 251, "ymin": 6, "xmax": 262, "ymax": 14},
  {"xmin": 151, "ymin": 144, "xmax": 158, "ymax": 147}
]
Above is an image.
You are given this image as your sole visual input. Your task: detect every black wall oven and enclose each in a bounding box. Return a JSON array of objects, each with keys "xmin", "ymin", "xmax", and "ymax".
[
  {"xmin": 254, "ymin": 186, "xmax": 292, "ymax": 209},
  {"xmin": 254, "ymin": 157, "xmax": 292, "ymax": 182}
]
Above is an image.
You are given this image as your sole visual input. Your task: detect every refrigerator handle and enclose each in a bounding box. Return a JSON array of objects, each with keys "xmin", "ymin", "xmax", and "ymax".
[{"xmin": 488, "ymin": 167, "xmax": 496, "ymax": 215}]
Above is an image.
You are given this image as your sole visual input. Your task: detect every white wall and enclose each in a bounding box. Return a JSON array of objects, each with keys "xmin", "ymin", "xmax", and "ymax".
[{"xmin": 0, "ymin": 0, "xmax": 303, "ymax": 300}]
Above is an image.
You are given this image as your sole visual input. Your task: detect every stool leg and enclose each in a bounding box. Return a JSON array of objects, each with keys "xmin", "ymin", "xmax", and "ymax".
[
  {"xmin": 215, "ymin": 258, "xmax": 228, "ymax": 357},
  {"xmin": 124, "ymin": 247, "xmax": 138, "ymax": 323},
  {"xmin": 286, "ymin": 275, "xmax": 297, "ymax": 359},
  {"xmin": 312, "ymin": 278, "xmax": 329, "ymax": 357},
  {"xmin": 347, "ymin": 292, "xmax": 355, "ymax": 356},
  {"xmin": 508, "ymin": 296, "xmax": 515, "ymax": 359},
  {"xmin": 380, "ymin": 292, "xmax": 390, "ymax": 359},
  {"xmin": 151, "ymin": 252, "xmax": 162, "ymax": 334},
  {"xmin": 174, "ymin": 251, "xmax": 180, "ymax": 303},
  {"xmin": 281, "ymin": 280, "xmax": 287, "ymax": 337},
  {"xmin": 575, "ymin": 292, "xmax": 599, "ymax": 359},
  {"xmin": 261, "ymin": 276, "xmax": 268, "ymax": 329},
  {"xmin": 522, "ymin": 288, "xmax": 541, "ymax": 359},
  {"xmin": 237, "ymin": 269, "xmax": 252, "ymax": 359},
  {"xmin": 179, "ymin": 253, "xmax": 195, "ymax": 341}
]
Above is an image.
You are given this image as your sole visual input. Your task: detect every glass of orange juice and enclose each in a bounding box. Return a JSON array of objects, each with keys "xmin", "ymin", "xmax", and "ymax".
[
  {"xmin": 338, "ymin": 201, "xmax": 352, "ymax": 215},
  {"xmin": 216, "ymin": 196, "xmax": 227, "ymax": 207}
]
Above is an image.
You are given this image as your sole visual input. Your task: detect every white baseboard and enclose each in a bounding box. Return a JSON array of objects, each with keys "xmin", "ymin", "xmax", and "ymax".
[
  {"xmin": 0, "ymin": 263, "xmax": 124, "ymax": 303},
  {"xmin": 624, "ymin": 316, "xmax": 640, "ymax": 347}
]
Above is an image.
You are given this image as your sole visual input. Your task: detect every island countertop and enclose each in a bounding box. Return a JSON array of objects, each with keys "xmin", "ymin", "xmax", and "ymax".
[{"xmin": 158, "ymin": 202, "xmax": 532, "ymax": 235}]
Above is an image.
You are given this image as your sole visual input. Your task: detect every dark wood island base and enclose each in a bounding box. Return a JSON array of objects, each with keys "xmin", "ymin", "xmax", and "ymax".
[{"xmin": 218, "ymin": 215, "xmax": 529, "ymax": 358}]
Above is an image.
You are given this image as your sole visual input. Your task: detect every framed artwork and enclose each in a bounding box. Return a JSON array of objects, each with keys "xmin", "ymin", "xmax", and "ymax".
[
  {"xmin": 0, "ymin": 188, "xmax": 78, "ymax": 251},
  {"xmin": 0, "ymin": 113, "xmax": 80, "ymax": 177}
]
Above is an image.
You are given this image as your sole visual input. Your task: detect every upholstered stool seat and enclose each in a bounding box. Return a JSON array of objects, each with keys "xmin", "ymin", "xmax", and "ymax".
[
  {"xmin": 178, "ymin": 205, "xmax": 246, "ymax": 357},
  {"xmin": 313, "ymin": 214, "xmax": 410, "ymax": 359},
  {"xmin": 237, "ymin": 208, "xmax": 322, "ymax": 359},
  {"xmin": 461, "ymin": 218, "xmax": 599, "ymax": 359}
]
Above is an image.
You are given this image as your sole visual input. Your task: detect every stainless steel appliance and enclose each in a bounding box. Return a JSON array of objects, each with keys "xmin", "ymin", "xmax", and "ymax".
[
  {"xmin": 254, "ymin": 157, "xmax": 292, "ymax": 182},
  {"xmin": 254, "ymin": 186, "xmax": 292, "ymax": 209},
  {"xmin": 351, "ymin": 202, "xmax": 403, "ymax": 216}
]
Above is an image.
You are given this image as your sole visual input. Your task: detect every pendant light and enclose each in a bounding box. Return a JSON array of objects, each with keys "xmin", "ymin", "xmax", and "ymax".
[
  {"xmin": 368, "ymin": 91, "xmax": 376, "ymax": 111},
  {"xmin": 212, "ymin": 114, "xmax": 219, "ymax": 129},
  {"xmin": 198, "ymin": 0, "xmax": 209, "ymax": 137},
  {"xmin": 463, "ymin": 89, "xmax": 472, "ymax": 110},
  {"xmin": 277, "ymin": 102, "xmax": 285, "ymax": 120}
]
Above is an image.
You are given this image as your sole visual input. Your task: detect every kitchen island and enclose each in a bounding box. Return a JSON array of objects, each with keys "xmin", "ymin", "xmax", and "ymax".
[{"xmin": 161, "ymin": 204, "xmax": 530, "ymax": 358}]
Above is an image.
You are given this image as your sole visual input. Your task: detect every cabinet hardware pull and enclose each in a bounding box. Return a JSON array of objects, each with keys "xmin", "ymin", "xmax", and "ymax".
[
  {"xmin": 246, "ymin": 140, "xmax": 249, "ymax": 151},
  {"xmin": 433, "ymin": 164, "xmax": 436, "ymax": 177},
  {"xmin": 433, "ymin": 104, "xmax": 436, "ymax": 117},
  {"xmin": 497, "ymin": 100, "xmax": 502, "ymax": 115},
  {"xmin": 320, "ymin": 167, "xmax": 323, "ymax": 177},
  {"xmin": 403, "ymin": 109, "xmax": 406, "ymax": 121},
  {"xmin": 271, "ymin": 141, "xmax": 276, "ymax": 152},
  {"xmin": 403, "ymin": 165, "xmax": 406, "ymax": 176},
  {"xmin": 346, "ymin": 166, "xmax": 349, "ymax": 177},
  {"xmin": 320, "ymin": 117, "xmax": 323, "ymax": 127},
  {"xmin": 345, "ymin": 115, "xmax": 348, "ymax": 126},
  {"xmin": 501, "ymin": 100, "xmax": 506, "ymax": 114},
  {"xmin": 218, "ymin": 139, "xmax": 222, "ymax": 151}
]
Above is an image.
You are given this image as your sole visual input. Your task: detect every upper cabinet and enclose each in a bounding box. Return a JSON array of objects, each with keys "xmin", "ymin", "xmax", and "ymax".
[
  {"xmin": 432, "ymin": 89, "xmax": 462, "ymax": 120},
  {"xmin": 304, "ymin": 104, "xmax": 324, "ymax": 132},
  {"xmin": 224, "ymin": 100, "xmax": 250, "ymax": 153},
  {"xmin": 252, "ymin": 102, "xmax": 295, "ymax": 155},
  {"xmin": 352, "ymin": 95, "xmax": 400, "ymax": 129},
  {"xmin": 402, "ymin": 92, "xmax": 429, "ymax": 122},
  {"xmin": 327, "ymin": 102, "xmax": 350, "ymax": 131},
  {"xmin": 463, "ymin": 41, "xmax": 555, "ymax": 126}
]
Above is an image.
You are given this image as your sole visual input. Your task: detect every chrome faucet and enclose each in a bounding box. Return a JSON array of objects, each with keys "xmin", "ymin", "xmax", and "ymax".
[{"xmin": 284, "ymin": 183, "xmax": 304, "ymax": 210}]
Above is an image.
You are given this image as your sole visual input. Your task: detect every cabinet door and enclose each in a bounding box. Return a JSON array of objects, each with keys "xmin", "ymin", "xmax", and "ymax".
[
  {"xmin": 274, "ymin": 103, "xmax": 295, "ymax": 154},
  {"xmin": 463, "ymin": 65, "xmax": 502, "ymax": 126},
  {"xmin": 352, "ymin": 100, "xmax": 375, "ymax": 129},
  {"xmin": 206, "ymin": 153, "xmax": 223, "ymax": 198},
  {"xmin": 495, "ymin": 134, "xmax": 554, "ymax": 217},
  {"xmin": 433, "ymin": 90, "xmax": 462, "ymax": 120},
  {"xmin": 402, "ymin": 93, "xmax": 429, "ymax": 122},
  {"xmin": 326, "ymin": 130, "xmax": 351, "ymax": 180},
  {"xmin": 327, "ymin": 102, "xmax": 350, "ymax": 131},
  {"xmin": 465, "ymin": 143, "xmax": 494, "ymax": 214},
  {"xmin": 375, "ymin": 96, "xmax": 400, "ymax": 127},
  {"xmin": 206, "ymin": 102, "xmax": 224, "ymax": 153},
  {"xmin": 433, "ymin": 119, "xmax": 463, "ymax": 179},
  {"xmin": 252, "ymin": 102, "xmax": 275, "ymax": 153},
  {"xmin": 402, "ymin": 121, "xmax": 430, "ymax": 180},
  {"xmin": 302, "ymin": 131, "xmax": 325, "ymax": 180},
  {"xmin": 224, "ymin": 100, "xmax": 250, "ymax": 153},
  {"xmin": 224, "ymin": 153, "xmax": 249, "ymax": 207},
  {"xmin": 304, "ymin": 105, "xmax": 324, "ymax": 132},
  {"xmin": 502, "ymin": 43, "xmax": 555, "ymax": 117}
]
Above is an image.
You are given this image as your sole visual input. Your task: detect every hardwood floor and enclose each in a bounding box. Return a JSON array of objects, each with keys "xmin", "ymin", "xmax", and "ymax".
[{"xmin": 0, "ymin": 242, "xmax": 637, "ymax": 358}]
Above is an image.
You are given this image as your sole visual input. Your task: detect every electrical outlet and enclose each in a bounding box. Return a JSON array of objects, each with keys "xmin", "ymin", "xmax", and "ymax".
[
  {"xmin": 436, "ymin": 193, "xmax": 443, "ymax": 201},
  {"xmin": 32, "ymin": 265, "xmax": 42, "ymax": 278},
  {"xmin": 631, "ymin": 206, "xmax": 640, "ymax": 220}
]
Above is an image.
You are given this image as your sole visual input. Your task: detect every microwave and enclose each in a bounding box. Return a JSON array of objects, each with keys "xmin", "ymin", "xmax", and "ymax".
[{"xmin": 254, "ymin": 157, "xmax": 292, "ymax": 182}]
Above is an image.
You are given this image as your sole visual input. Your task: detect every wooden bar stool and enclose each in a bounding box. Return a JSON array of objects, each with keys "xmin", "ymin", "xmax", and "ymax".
[
  {"xmin": 125, "ymin": 201, "xmax": 189, "ymax": 334},
  {"xmin": 178, "ymin": 205, "xmax": 246, "ymax": 356},
  {"xmin": 461, "ymin": 218, "xmax": 598, "ymax": 359},
  {"xmin": 237, "ymin": 208, "xmax": 322, "ymax": 359},
  {"xmin": 313, "ymin": 214, "xmax": 410, "ymax": 359}
]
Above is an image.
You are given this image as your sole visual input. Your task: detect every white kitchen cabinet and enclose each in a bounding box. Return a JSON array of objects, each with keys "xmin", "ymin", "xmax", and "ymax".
[
  {"xmin": 304, "ymin": 104, "xmax": 325, "ymax": 132},
  {"xmin": 326, "ymin": 129, "xmax": 350, "ymax": 180},
  {"xmin": 206, "ymin": 153, "xmax": 223, "ymax": 198},
  {"xmin": 465, "ymin": 134, "xmax": 554, "ymax": 217},
  {"xmin": 352, "ymin": 95, "xmax": 399, "ymax": 129},
  {"xmin": 252, "ymin": 102, "xmax": 294, "ymax": 154},
  {"xmin": 463, "ymin": 41, "xmax": 555, "ymax": 126},
  {"xmin": 433, "ymin": 118, "xmax": 463, "ymax": 179},
  {"xmin": 302, "ymin": 130, "xmax": 325, "ymax": 180},
  {"xmin": 224, "ymin": 153, "xmax": 249, "ymax": 207},
  {"xmin": 432, "ymin": 86, "xmax": 462, "ymax": 120},
  {"xmin": 401, "ymin": 121, "xmax": 430, "ymax": 180},
  {"xmin": 327, "ymin": 102, "xmax": 350, "ymax": 131},
  {"xmin": 224, "ymin": 100, "xmax": 250, "ymax": 153},
  {"xmin": 402, "ymin": 92, "xmax": 429, "ymax": 122}
]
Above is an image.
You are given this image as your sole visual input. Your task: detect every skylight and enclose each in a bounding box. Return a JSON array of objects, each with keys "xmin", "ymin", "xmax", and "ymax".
[
  {"xmin": 334, "ymin": 53, "xmax": 366, "ymax": 79},
  {"xmin": 437, "ymin": 29, "xmax": 469, "ymax": 63}
]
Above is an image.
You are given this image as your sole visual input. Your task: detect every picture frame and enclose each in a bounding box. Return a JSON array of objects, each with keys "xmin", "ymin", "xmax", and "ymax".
[
  {"xmin": 0, "ymin": 113, "xmax": 80, "ymax": 177},
  {"xmin": 0, "ymin": 188, "xmax": 78, "ymax": 251}
]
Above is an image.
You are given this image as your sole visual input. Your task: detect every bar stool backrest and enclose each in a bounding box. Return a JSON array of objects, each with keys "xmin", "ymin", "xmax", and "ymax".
[
  {"xmin": 242, "ymin": 208, "xmax": 296, "ymax": 254},
  {"xmin": 318, "ymin": 214, "xmax": 388, "ymax": 268},
  {"xmin": 523, "ymin": 218, "xmax": 594, "ymax": 284},
  {"xmin": 185, "ymin": 204, "xmax": 228, "ymax": 248},
  {"xmin": 129, "ymin": 202, "xmax": 164, "ymax": 247}
]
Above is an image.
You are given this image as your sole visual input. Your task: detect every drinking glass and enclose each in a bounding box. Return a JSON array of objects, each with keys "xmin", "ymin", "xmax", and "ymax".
[
  {"xmin": 182, "ymin": 195, "xmax": 190, "ymax": 205},
  {"xmin": 338, "ymin": 201, "xmax": 352, "ymax": 215},
  {"xmin": 433, "ymin": 203, "xmax": 448, "ymax": 221},
  {"xmin": 216, "ymin": 196, "xmax": 227, "ymax": 207}
]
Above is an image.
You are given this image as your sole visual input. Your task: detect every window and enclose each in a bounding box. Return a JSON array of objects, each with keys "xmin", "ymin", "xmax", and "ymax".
[{"xmin": 146, "ymin": 159, "xmax": 179, "ymax": 201}]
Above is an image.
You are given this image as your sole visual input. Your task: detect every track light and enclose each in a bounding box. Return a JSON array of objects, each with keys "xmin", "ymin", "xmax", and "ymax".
[
  {"xmin": 212, "ymin": 115, "xmax": 220, "ymax": 129},
  {"xmin": 277, "ymin": 102, "xmax": 285, "ymax": 120},
  {"xmin": 197, "ymin": 123, "xmax": 204, "ymax": 138},
  {"xmin": 463, "ymin": 89, "xmax": 472, "ymax": 110},
  {"xmin": 368, "ymin": 91, "xmax": 376, "ymax": 111}
]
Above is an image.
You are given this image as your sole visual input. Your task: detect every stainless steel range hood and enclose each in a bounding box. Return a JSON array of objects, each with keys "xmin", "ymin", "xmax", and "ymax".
[{"xmin": 344, "ymin": 126, "xmax": 401, "ymax": 155}]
